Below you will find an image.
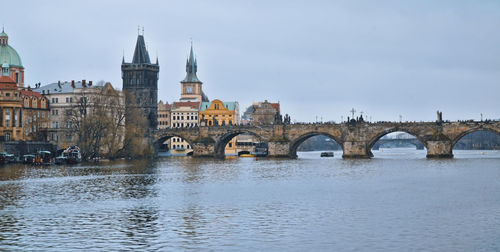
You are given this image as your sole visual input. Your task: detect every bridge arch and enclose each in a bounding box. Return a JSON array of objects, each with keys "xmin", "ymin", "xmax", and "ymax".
[
  {"xmin": 155, "ymin": 133, "xmax": 196, "ymax": 155},
  {"xmin": 451, "ymin": 127, "xmax": 500, "ymax": 149},
  {"xmin": 289, "ymin": 132, "xmax": 343, "ymax": 158},
  {"xmin": 214, "ymin": 129, "xmax": 267, "ymax": 158},
  {"xmin": 367, "ymin": 128, "xmax": 427, "ymax": 153}
]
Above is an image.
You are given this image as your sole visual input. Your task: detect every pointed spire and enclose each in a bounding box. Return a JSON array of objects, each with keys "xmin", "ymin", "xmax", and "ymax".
[
  {"xmin": 132, "ymin": 33, "xmax": 151, "ymax": 64},
  {"xmin": 182, "ymin": 41, "xmax": 201, "ymax": 83}
]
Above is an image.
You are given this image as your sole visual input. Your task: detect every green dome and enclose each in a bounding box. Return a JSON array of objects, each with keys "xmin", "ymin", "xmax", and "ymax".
[{"xmin": 0, "ymin": 45, "xmax": 23, "ymax": 68}]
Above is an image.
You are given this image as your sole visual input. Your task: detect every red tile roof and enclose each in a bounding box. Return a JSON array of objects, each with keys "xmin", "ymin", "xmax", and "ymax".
[
  {"xmin": 0, "ymin": 76, "xmax": 17, "ymax": 89},
  {"xmin": 172, "ymin": 101, "xmax": 200, "ymax": 109},
  {"xmin": 21, "ymin": 90, "xmax": 44, "ymax": 98}
]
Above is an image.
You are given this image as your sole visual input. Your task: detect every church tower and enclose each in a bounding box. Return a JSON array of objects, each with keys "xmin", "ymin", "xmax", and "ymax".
[
  {"xmin": 0, "ymin": 28, "xmax": 25, "ymax": 87},
  {"xmin": 180, "ymin": 42, "xmax": 208, "ymax": 102},
  {"xmin": 121, "ymin": 31, "xmax": 159, "ymax": 131}
]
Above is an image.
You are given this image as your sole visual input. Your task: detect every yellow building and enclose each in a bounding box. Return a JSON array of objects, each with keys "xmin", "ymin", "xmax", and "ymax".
[
  {"xmin": 0, "ymin": 75, "xmax": 23, "ymax": 141},
  {"xmin": 199, "ymin": 99, "xmax": 240, "ymax": 155}
]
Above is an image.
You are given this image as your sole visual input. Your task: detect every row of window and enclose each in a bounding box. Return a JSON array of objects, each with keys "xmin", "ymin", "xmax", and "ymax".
[
  {"xmin": 172, "ymin": 112, "xmax": 196, "ymax": 116},
  {"xmin": 173, "ymin": 115, "xmax": 197, "ymax": 121},
  {"xmin": 51, "ymin": 121, "xmax": 73, "ymax": 129},
  {"xmin": 51, "ymin": 97, "xmax": 74, "ymax": 103},
  {"xmin": 172, "ymin": 144, "xmax": 191, "ymax": 150},
  {"xmin": 159, "ymin": 121, "xmax": 169, "ymax": 126},
  {"xmin": 172, "ymin": 122, "xmax": 197, "ymax": 128},
  {"xmin": 24, "ymin": 98, "xmax": 47, "ymax": 108},
  {"xmin": 159, "ymin": 113, "xmax": 168, "ymax": 118},
  {"xmin": 172, "ymin": 138, "xmax": 188, "ymax": 143}
]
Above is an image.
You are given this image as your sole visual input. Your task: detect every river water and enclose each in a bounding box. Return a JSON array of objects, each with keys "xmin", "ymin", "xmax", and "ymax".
[{"xmin": 0, "ymin": 149, "xmax": 499, "ymax": 251}]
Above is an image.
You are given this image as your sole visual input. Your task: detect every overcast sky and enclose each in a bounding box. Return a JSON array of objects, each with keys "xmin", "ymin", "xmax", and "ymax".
[{"xmin": 3, "ymin": 0, "xmax": 500, "ymax": 122}]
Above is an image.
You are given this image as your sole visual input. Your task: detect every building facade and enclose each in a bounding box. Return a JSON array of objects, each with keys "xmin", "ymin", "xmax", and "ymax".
[
  {"xmin": 33, "ymin": 80, "xmax": 122, "ymax": 149},
  {"xmin": 0, "ymin": 75, "xmax": 23, "ymax": 141},
  {"xmin": 0, "ymin": 29, "xmax": 24, "ymax": 87},
  {"xmin": 21, "ymin": 89, "xmax": 50, "ymax": 141},
  {"xmin": 252, "ymin": 100, "xmax": 280, "ymax": 125},
  {"xmin": 121, "ymin": 32, "xmax": 159, "ymax": 133},
  {"xmin": 157, "ymin": 100, "xmax": 171, "ymax": 152},
  {"xmin": 157, "ymin": 100, "xmax": 171, "ymax": 129},
  {"xmin": 199, "ymin": 99, "xmax": 240, "ymax": 154},
  {"xmin": 170, "ymin": 101, "xmax": 199, "ymax": 155}
]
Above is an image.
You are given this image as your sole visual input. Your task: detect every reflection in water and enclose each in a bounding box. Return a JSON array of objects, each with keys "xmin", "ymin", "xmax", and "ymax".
[{"xmin": 0, "ymin": 150, "xmax": 499, "ymax": 250}]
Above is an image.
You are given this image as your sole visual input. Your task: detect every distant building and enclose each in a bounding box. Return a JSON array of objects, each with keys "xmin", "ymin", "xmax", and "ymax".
[
  {"xmin": 170, "ymin": 101, "xmax": 200, "ymax": 155},
  {"xmin": 179, "ymin": 43, "xmax": 209, "ymax": 103},
  {"xmin": 121, "ymin": 32, "xmax": 159, "ymax": 133},
  {"xmin": 157, "ymin": 100, "xmax": 171, "ymax": 130},
  {"xmin": 242, "ymin": 100, "xmax": 280, "ymax": 125},
  {"xmin": 34, "ymin": 80, "xmax": 122, "ymax": 149},
  {"xmin": 0, "ymin": 28, "xmax": 24, "ymax": 87},
  {"xmin": 199, "ymin": 99, "xmax": 240, "ymax": 154},
  {"xmin": 157, "ymin": 100, "xmax": 171, "ymax": 152},
  {"xmin": 252, "ymin": 100, "xmax": 279, "ymax": 125}
]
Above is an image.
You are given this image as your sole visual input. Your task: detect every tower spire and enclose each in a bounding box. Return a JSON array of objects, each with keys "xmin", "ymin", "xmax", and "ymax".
[
  {"xmin": 182, "ymin": 41, "xmax": 201, "ymax": 83},
  {"xmin": 131, "ymin": 32, "xmax": 151, "ymax": 64}
]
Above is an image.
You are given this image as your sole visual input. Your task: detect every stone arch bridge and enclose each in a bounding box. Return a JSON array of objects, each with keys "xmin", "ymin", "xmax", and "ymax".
[{"xmin": 154, "ymin": 121, "xmax": 500, "ymax": 158}]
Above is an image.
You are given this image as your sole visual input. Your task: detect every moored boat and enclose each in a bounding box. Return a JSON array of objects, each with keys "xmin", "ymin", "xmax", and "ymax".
[{"xmin": 36, "ymin": 151, "xmax": 52, "ymax": 165}]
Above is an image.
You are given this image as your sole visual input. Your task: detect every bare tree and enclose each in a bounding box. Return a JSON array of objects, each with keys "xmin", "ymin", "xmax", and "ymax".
[{"xmin": 66, "ymin": 83, "xmax": 126, "ymax": 161}]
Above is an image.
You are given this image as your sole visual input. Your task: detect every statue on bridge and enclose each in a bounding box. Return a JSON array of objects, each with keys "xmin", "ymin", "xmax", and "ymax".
[
  {"xmin": 274, "ymin": 112, "xmax": 282, "ymax": 125},
  {"xmin": 436, "ymin": 110, "xmax": 443, "ymax": 124},
  {"xmin": 284, "ymin": 114, "xmax": 291, "ymax": 124}
]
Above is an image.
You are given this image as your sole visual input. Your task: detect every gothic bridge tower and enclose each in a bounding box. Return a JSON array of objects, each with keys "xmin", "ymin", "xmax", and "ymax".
[{"xmin": 121, "ymin": 31, "xmax": 159, "ymax": 132}]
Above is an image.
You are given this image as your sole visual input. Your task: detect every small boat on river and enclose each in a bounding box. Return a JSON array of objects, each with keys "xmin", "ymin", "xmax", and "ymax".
[{"xmin": 320, "ymin": 152, "xmax": 334, "ymax": 157}]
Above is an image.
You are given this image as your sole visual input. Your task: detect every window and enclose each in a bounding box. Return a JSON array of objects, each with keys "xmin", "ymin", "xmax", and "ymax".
[
  {"xmin": 5, "ymin": 109, "xmax": 10, "ymax": 127},
  {"xmin": 5, "ymin": 93, "xmax": 10, "ymax": 97},
  {"xmin": 5, "ymin": 133, "xmax": 10, "ymax": 141},
  {"xmin": 66, "ymin": 110, "xmax": 72, "ymax": 116},
  {"xmin": 186, "ymin": 87, "xmax": 193, "ymax": 93}
]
